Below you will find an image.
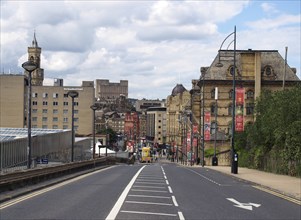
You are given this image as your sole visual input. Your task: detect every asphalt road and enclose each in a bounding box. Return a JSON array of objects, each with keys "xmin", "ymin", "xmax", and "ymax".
[{"xmin": 0, "ymin": 162, "xmax": 300, "ymax": 220}]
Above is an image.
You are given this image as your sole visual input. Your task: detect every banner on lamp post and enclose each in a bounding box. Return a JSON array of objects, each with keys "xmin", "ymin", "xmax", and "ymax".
[
  {"xmin": 204, "ymin": 112, "xmax": 211, "ymax": 141},
  {"xmin": 235, "ymin": 88, "xmax": 244, "ymax": 132}
]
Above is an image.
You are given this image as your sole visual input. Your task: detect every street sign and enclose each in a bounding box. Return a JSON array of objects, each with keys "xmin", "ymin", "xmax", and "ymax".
[{"xmin": 227, "ymin": 198, "xmax": 261, "ymax": 211}]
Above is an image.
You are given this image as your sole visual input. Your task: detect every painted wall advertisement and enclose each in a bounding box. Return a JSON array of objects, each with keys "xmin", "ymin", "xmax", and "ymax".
[
  {"xmin": 235, "ymin": 88, "xmax": 244, "ymax": 132},
  {"xmin": 204, "ymin": 112, "xmax": 211, "ymax": 141}
]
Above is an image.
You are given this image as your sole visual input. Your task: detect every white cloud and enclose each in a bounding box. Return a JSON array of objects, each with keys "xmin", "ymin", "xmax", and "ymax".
[{"xmin": 1, "ymin": 0, "xmax": 300, "ymax": 99}]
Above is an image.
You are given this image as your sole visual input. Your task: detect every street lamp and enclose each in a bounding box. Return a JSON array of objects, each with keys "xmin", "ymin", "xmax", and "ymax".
[
  {"xmin": 90, "ymin": 104, "xmax": 98, "ymax": 159},
  {"xmin": 22, "ymin": 60, "xmax": 38, "ymax": 169},
  {"xmin": 216, "ymin": 26, "xmax": 237, "ymax": 174},
  {"xmin": 212, "ymin": 87, "xmax": 218, "ymax": 166},
  {"xmin": 67, "ymin": 91, "xmax": 79, "ymax": 162}
]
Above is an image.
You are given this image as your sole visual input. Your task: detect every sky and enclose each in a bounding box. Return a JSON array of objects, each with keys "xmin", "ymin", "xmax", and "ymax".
[{"xmin": 1, "ymin": 0, "xmax": 300, "ymax": 100}]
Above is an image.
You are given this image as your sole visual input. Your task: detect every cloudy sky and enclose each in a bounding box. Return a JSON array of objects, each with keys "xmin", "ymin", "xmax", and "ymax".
[{"xmin": 1, "ymin": 0, "xmax": 300, "ymax": 99}]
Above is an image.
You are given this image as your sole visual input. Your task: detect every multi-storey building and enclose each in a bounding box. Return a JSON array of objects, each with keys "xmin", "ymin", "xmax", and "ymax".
[
  {"xmin": 0, "ymin": 34, "xmax": 94, "ymax": 136},
  {"xmin": 95, "ymin": 79, "xmax": 128, "ymax": 101},
  {"xmin": 146, "ymin": 107, "xmax": 167, "ymax": 146},
  {"xmin": 135, "ymin": 99, "xmax": 166, "ymax": 112}
]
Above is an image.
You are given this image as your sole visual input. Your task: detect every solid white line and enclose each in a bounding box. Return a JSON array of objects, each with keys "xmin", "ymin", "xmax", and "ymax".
[
  {"xmin": 168, "ymin": 186, "xmax": 173, "ymax": 193},
  {"xmin": 0, "ymin": 166, "xmax": 115, "ymax": 210},
  {"xmin": 128, "ymin": 194, "xmax": 171, "ymax": 199},
  {"xmin": 166, "ymin": 180, "xmax": 169, "ymax": 185},
  {"xmin": 125, "ymin": 201, "xmax": 173, "ymax": 206},
  {"xmin": 120, "ymin": 210, "xmax": 177, "ymax": 217},
  {"xmin": 105, "ymin": 166, "xmax": 145, "ymax": 220},
  {"xmin": 178, "ymin": 211, "xmax": 185, "ymax": 220},
  {"xmin": 172, "ymin": 196, "xmax": 178, "ymax": 206}
]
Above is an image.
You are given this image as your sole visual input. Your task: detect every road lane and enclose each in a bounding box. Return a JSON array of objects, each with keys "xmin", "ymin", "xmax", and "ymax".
[{"xmin": 163, "ymin": 162, "xmax": 300, "ymax": 220}]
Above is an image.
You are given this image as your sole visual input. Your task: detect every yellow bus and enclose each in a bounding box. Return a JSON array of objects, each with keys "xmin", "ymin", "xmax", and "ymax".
[{"xmin": 141, "ymin": 147, "xmax": 152, "ymax": 163}]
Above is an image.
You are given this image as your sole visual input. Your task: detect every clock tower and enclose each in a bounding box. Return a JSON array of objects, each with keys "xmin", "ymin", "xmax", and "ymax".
[{"xmin": 26, "ymin": 32, "xmax": 44, "ymax": 86}]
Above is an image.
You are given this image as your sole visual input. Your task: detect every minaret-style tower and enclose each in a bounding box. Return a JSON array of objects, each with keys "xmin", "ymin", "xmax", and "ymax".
[{"xmin": 26, "ymin": 32, "xmax": 44, "ymax": 86}]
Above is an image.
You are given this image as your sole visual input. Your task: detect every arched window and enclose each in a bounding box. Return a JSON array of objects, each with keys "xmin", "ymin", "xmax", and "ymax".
[{"xmin": 247, "ymin": 90, "xmax": 254, "ymax": 99}]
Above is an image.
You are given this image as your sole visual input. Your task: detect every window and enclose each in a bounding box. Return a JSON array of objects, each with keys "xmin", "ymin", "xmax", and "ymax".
[
  {"xmin": 43, "ymin": 93, "xmax": 48, "ymax": 98},
  {"xmin": 229, "ymin": 89, "xmax": 234, "ymax": 99},
  {"xmin": 53, "ymin": 125, "xmax": 58, "ymax": 129},
  {"xmin": 53, "ymin": 101, "xmax": 58, "ymax": 106},
  {"xmin": 63, "ymin": 117, "xmax": 68, "ymax": 123},
  {"xmin": 63, "ymin": 125, "xmax": 68, "ymax": 129},
  {"xmin": 264, "ymin": 65, "xmax": 273, "ymax": 76},
  {"xmin": 32, "ymin": 93, "xmax": 38, "ymax": 98},
  {"xmin": 210, "ymin": 103, "xmax": 217, "ymax": 115},
  {"xmin": 63, "ymin": 102, "xmax": 68, "ymax": 106},
  {"xmin": 211, "ymin": 89, "xmax": 215, "ymax": 99},
  {"xmin": 74, "ymin": 118, "xmax": 79, "ymax": 122},
  {"xmin": 211, "ymin": 121, "xmax": 218, "ymax": 134},
  {"xmin": 64, "ymin": 93, "xmax": 69, "ymax": 98},
  {"xmin": 42, "ymin": 109, "xmax": 48, "ymax": 113},
  {"xmin": 53, "ymin": 93, "xmax": 59, "ymax": 98},
  {"xmin": 53, "ymin": 117, "xmax": 58, "ymax": 122},
  {"xmin": 228, "ymin": 103, "xmax": 233, "ymax": 115},
  {"xmin": 43, "ymin": 101, "xmax": 48, "ymax": 106},
  {"xmin": 74, "ymin": 110, "xmax": 79, "ymax": 114},
  {"xmin": 32, "ymin": 101, "xmax": 38, "ymax": 105},
  {"xmin": 74, "ymin": 102, "xmax": 79, "ymax": 106},
  {"xmin": 247, "ymin": 90, "xmax": 254, "ymax": 99},
  {"xmin": 63, "ymin": 109, "xmax": 68, "ymax": 114},
  {"xmin": 246, "ymin": 103, "xmax": 254, "ymax": 115},
  {"xmin": 42, "ymin": 117, "xmax": 48, "ymax": 122},
  {"xmin": 42, "ymin": 125, "xmax": 48, "ymax": 129},
  {"xmin": 53, "ymin": 109, "xmax": 58, "ymax": 114},
  {"xmin": 74, "ymin": 126, "xmax": 79, "ymax": 131},
  {"xmin": 32, "ymin": 109, "xmax": 38, "ymax": 113},
  {"xmin": 32, "ymin": 117, "xmax": 37, "ymax": 122}
]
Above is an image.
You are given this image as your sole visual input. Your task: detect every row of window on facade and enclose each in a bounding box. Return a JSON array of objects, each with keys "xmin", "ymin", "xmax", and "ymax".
[
  {"xmin": 209, "ymin": 102, "xmax": 254, "ymax": 115},
  {"xmin": 209, "ymin": 88, "xmax": 254, "ymax": 99},
  {"xmin": 32, "ymin": 117, "xmax": 79, "ymax": 123},
  {"xmin": 31, "ymin": 124, "xmax": 78, "ymax": 130},
  {"xmin": 32, "ymin": 109, "xmax": 79, "ymax": 114},
  {"xmin": 32, "ymin": 93, "xmax": 77, "ymax": 99},
  {"xmin": 32, "ymin": 101, "xmax": 79, "ymax": 106}
]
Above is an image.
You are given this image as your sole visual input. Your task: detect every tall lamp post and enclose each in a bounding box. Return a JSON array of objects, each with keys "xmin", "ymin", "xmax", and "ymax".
[
  {"xmin": 22, "ymin": 60, "xmax": 38, "ymax": 169},
  {"xmin": 68, "ymin": 91, "xmax": 79, "ymax": 162},
  {"xmin": 216, "ymin": 26, "xmax": 237, "ymax": 174},
  {"xmin": 90, "ymin": 104, "xmax": 98, "ymax": 159},
  {"xmin": 212, "ymin": 87, "xmax": 218, "ymax": 166}
]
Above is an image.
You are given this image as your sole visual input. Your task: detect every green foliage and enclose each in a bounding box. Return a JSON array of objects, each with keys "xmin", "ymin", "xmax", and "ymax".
[
  {"xmin": 236, "ymin": 85, "xmax": 301, "ymax": 176},
  {"xmin": 204, "ymin": 148, "xmax": 219, "ymax": 157}
]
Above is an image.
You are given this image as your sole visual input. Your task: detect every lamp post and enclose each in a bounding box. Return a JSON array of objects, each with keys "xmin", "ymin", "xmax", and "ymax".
[
  {"xmin": 68, "ymin": 91, "xmax": 79, "ymax": 162},
  {"xmin": 216, "ymin": 26, "xmax": 237, "ymax": 174},
  {"xmin": 212, "ymin": 87, "xmax": 218, "ymax": 166},
  {"xmin": 22, "ymin": 60, "xmax": 38, "ymax": 169},
  {"xmin": 90, "ymin": 104, "xmax": 98, "ymax": 159}
]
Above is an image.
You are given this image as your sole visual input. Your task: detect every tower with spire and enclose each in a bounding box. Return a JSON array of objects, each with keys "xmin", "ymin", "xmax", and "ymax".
[{"xmin": 26, "ymin": 32, "xmax": 44, "ymax": 86}]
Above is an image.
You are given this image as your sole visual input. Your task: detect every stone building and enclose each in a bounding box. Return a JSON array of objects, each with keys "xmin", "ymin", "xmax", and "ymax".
[
  {"xmin": 0, "ymin": 34, "xmax": 94, "ymax": 136},
  {"xmin": 95, "ymin": 79, "xmax": 128, "ymax": 102},
  {"xmin": 196, "ymin": 49, "xmax": 300, "ymax": 164},
  {"xmin": 146, "ymin": 107, "xmax": 167, "ymax": 146}
]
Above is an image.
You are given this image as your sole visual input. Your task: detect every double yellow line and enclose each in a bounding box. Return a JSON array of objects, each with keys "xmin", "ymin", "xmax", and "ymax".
[{"xmin": 253, "ymin": 185, "xmax": 301, "ymax": 205}]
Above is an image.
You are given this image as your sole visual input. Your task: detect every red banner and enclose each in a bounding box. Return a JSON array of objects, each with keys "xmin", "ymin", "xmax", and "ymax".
[
  {"xmin": 204, "ymin": 112, "xmax": 211, "ymax": 141},
  {"xmin": 235, "ymin": 88, "xmax": 244, "ymax": 132}
]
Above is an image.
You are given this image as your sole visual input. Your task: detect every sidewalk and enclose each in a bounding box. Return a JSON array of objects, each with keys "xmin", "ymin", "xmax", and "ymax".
[{"xmin": 203, "ymin": 165, "xmax": 301, "ymax": 202}]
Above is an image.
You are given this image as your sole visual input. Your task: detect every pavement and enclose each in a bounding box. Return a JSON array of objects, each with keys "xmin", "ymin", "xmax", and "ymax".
[{"xmin": 194, "ymin": 164, "xmax": 301, "ymax": 203}]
